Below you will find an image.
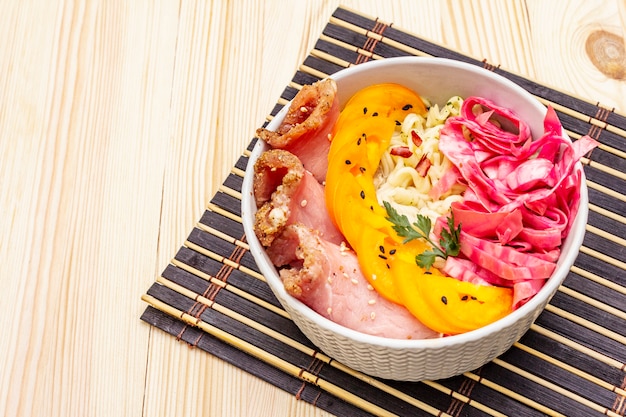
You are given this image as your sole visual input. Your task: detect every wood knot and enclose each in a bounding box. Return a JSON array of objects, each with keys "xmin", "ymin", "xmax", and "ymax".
[{"xmin": 585, "ymin": 30, "xmax": 626, "ymax": 80}]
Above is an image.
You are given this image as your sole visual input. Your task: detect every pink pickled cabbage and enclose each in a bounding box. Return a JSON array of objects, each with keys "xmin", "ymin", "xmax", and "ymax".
[{"xmin": 436, "ymin": 97, "xmax": 599, "ymax": 308}]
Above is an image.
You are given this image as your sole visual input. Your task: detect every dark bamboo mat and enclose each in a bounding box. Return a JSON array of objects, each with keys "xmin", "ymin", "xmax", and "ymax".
[{"xmin": 141, "ymin": 6, "xmax": 626, "ymax": 417}]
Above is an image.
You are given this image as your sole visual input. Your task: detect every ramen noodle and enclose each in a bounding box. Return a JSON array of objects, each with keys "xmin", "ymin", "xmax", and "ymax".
[{"xmin": 374, "ymin": 96, "xmax": 466, "ymax": 225}]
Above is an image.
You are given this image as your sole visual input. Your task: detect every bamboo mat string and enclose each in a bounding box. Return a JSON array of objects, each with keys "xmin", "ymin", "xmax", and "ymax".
[
  {"xmin": 355, "ymin": 18, "xmax": 389, "ymax": 65},
  {"xmin": 613, "ymin": 376, "xmax": 626, "ymax": 416},
  {"xmin": 174, "ymin": 230, "xmax": 249, "ymax": 346},
  {"xmin": 481, "ymin": 59, "xmax": 500, "ymax": 72},
  {"xmin": 445, "ymin": 369, "xmax": 482, "ymax": 417}
]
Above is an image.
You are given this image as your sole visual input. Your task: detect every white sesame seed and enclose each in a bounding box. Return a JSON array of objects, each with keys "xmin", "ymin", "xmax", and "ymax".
[
  {"xmin": 300, "ymin": 199, "xmax": 308, "ymax": 207},
  {"xmin": 371, "ymin": 274, "xmax": 377, "ymax": 280},
  {"xmin": 342, "ymin": 272, "xmax": 349, "ymax": 279},
  {"xmin": 300, "ymin": 106, "xmax": 308, "ymax": 112},
  {"xmin": 367, "ymin": 284, "xmax": 374, "ymax": 291},
  {"xmin": 368, "ymin": 299, "xmax": 376, "ymax": 305},
  {"xmin": 327, "ymin": 133, "xmax": 332, "ymax": 141},
  {"xmin": 327, "ymin": 277, "xmax": 333, "ymax": 284},
  {"xmin": 327, "ymin": 307, "xmax": 332, "ymax": 315},
  {"xmin": 351, "ymin": 278, "xmax": 358, "ymax": 285},
  {"xmin": 370, "ymin": 312, "xmax": 376, "ymax": 320}
]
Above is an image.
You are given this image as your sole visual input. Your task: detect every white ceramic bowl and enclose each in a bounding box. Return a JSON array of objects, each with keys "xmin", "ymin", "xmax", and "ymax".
[{"xmin": 241, "ymin": 57, "xmax": 588, "ymax": 381}]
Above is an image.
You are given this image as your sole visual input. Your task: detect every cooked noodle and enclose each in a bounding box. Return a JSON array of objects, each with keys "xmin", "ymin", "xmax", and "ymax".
[{"xmin": 374, "ymin": 96, "xmax": 466, "ymax": 224}]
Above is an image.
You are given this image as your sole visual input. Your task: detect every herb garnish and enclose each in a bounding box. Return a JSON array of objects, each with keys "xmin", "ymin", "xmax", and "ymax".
[{"xmin": 383, "ymin": 201, "xmax": 461, "ymax": 270}]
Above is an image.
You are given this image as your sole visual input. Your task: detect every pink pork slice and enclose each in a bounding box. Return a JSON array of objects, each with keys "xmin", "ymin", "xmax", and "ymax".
[
  {"xmin": 267, "ymin": 224, "xmax": 440, "ymax": 340},
  {"xmin": 253, "ymin": 148, "xmax": 343, "ymax": 247},
  {"xmin": 256, "ymin": 78, "xmax": 339, "ymax": 183}
]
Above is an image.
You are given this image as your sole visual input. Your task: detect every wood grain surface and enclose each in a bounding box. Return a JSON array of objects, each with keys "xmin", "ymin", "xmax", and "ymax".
[{"xmin": 1, "ymin": 1, "xmax": 624, "ymax": 416}]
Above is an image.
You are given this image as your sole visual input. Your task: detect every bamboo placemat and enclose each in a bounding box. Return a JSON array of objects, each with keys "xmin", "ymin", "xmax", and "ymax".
[{"xmin": 141, "ymin": 6, "xmax": 626, "ymax": 417}]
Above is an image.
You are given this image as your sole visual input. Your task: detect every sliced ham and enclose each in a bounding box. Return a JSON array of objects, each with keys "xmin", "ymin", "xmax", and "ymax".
[
  {"xmin": 256, "ymin": 78, "xmax": 340, "ymax": 182},
  {"xmin": 267, "ymin": 224, "xmax": 441, "ymax": 340},
  {"xmin": 504, "ymin": 157, "xmax": 557, "ymax": 192},
  {"xmin": 437, "ymin": 97, "xmax": 599, "ymax": 307},
  {"xmin": 458, "ymin": 232, "xmax": 556, "ymax": 280},
  {"xmin": 253, "ymin": 149, "xmax": 343, "ymax": 247},
  {"xmin": 450, "ymin": 203, "xmax": 522, "ymax": 243},
  {"xmin": 462, "ymin": 97, "xmax": 530, "ymax": 155},
  {"xmin": 428, "ymin": 165, "xmax": 462, "ymax": 200},
  {"xmin": 442, "ymin": 256, "xmax": 544, "ymax": 308}
]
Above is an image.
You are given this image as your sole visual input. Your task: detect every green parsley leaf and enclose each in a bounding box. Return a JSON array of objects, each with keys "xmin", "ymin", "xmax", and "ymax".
[
  {"xmin": 383, "ymin": 201, "xmax": 424, "ymax": 244},
  {"xmin": 383, "ymin": 201, "xmax": 462, "ymax": 270},
  {"xmin": 416, "ymin": 251, "xmax": 438, "ymax": 269},
  {"xmin": 439, "ymin": 213, "xmax": 461, "ymax": 257}
]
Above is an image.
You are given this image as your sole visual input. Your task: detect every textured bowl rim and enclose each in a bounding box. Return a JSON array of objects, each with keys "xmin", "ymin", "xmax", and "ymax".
[{"xmin": 241, "ymin": 56, "xmax": 588, "ymax": 351}]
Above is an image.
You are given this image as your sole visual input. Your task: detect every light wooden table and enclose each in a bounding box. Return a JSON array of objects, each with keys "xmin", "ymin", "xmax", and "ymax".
[{"xmin": 1, "ymin": 1, "xmax": 624, "ymax": 416}]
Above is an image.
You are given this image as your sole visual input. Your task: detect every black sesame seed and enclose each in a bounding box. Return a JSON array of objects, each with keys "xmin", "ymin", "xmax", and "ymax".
[
  {"xmin": 363, "ymin": 107, "xmax": 367, "ymax": 114},
  {"xmin": 359, "ymin": 167, "xmax": 366, "ymax": 173},
  {"xmin": 395, "ymin": 120, "xmax": 401, "ymax": 126},
  {"xmin": 389, "ymin": 249, "xmax": 396, "ymax": 255},
  {"xmin": 386, "ymin": 263, "xmax": 390, "ymax": 269},
  {"xmin": 372, "ymin": 112, "xmax": 379, "ymax": 117},
  {"xmin": 360, "ymin": 190, "xmax": 365, "ymax": 199},
  {"xmin": 471, "ymin": 296, "xmax": 477, "ymax": 300},
  {"xmin": 424, "ymin": 271, "xmax": 432, "ymax": 275},
  {"xmin": 378, "ymin": 254, "xmax": 387, "ymax": 260},
  {"xmin": 379, "ymin": 245, "xmax": 385, "ymax": 253},
  {"xmin": 402, "ymin": 104, "xmax": 413, "ymax": 111},
  {"xmin": 441, "ymin": 296, "xmax": 448, "ymax": 305},
  {"xmin": 345, "ymin": 159, "xmax": 351, "ymax": 165},
  {"xmin": 357, "ymin": 137, "xmax": 361, "ymax": 145},
  {"xmin": 461, "ymin": 295, "xmax": 468, "ymax": 301}
]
